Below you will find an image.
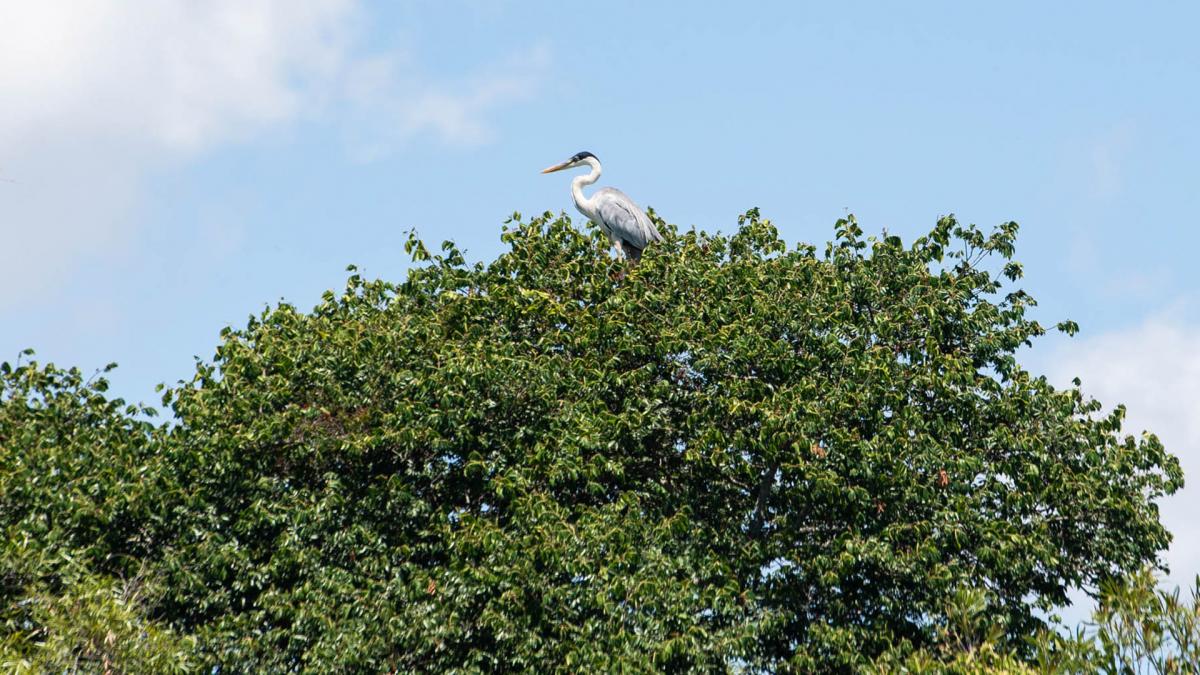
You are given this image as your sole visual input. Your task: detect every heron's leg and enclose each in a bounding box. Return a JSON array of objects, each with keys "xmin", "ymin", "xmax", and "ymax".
[
  {"xmin": 608, "ymin": 238, "xmax": 629, "ymax": 280},
  {"xmin": 620, "ymin": 241, "xmax": 643, "ymax": 263}
]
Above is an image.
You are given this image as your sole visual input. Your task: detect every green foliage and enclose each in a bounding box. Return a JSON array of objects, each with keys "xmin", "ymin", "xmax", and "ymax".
[
  {"xmin": 1029, "ymin": 568, "xmax": 1200, "ymax": 675},
  {"xmin": 0, "ymin": 210, "xmax": 1183, "ymax": 671},
  {"xmin": 870, "ymin": 571, "xmax": 1200, "ymax": 674},
  {"xmin": 868, "ymin": 588, "xmax": 1036, "ymax": 674},
  {"xmin": 0, "ymin": 359, "xmax": 193, "ymax": 672},
  {"xmin": 0, "ymin": 553, "xmax": 196, "ymax": 674},
  {"xmin": 1088, "ymin": 569, "xmax": 1200, "ymax": 674}
]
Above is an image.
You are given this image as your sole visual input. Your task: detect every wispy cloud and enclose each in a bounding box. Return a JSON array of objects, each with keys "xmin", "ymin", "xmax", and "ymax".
[
  {"xmin": 340, "ymin": 44, "xmax": 549, "ymax": 159},
  {"xmin": 0, "ymin": 1, "xmax": 548, "ymax": 309},
  {"xmin": 1085, "ymin": 121, "xmax": 1136, "ymax": 201}
]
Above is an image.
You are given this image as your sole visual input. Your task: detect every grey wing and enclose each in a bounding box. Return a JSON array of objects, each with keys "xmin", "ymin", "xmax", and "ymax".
[{"xmin": 593, "ymin": 187, "xmax": 663, "ymax": 252}]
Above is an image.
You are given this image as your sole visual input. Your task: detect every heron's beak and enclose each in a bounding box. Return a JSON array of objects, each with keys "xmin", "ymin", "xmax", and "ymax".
[{"xmin": 541, "ymin": 161, "xmax": 571, "ymax": 174}]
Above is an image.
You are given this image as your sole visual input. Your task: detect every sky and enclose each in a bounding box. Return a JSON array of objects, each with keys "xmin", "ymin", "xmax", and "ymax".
[{"xmin": 2, "ymin": 1, "xmax": 1197, "ymax": 614}]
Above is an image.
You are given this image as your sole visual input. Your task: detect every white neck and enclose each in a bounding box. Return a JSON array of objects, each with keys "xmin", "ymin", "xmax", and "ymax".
[{"xmin": 570, "ymin": 157, "xmax": 602, "ymax": 220}]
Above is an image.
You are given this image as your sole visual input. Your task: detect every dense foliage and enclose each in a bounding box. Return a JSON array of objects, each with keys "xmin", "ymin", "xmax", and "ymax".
[
  {"xmin": 1, "ymin": 361, "xmax": 195, "ymax": 672},
  {"xmin": 1, "ymin": 210, "xmax": 1184, "ymax": 671}
]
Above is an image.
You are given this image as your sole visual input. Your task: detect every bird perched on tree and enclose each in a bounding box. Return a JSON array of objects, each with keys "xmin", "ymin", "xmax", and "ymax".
[{"xmin": 541, "ymin": 151, "xmax": 662, "ymax": 262}]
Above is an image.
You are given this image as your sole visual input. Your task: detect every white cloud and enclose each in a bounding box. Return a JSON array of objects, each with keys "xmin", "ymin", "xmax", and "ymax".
[
  {"xmin": 1044, "ymin": 311, "xmax": 1200, "ymax": 590},
  {"xmin": 0, "ymin": 1, "xmax": 546, "ymax": 309},
  {"xmin": 0, "ymin": 1, "xmax": 352, "ymax": 156},
  {"xmin": 1, "ymin": 0, "xmax": 350, "ymax": 308}
]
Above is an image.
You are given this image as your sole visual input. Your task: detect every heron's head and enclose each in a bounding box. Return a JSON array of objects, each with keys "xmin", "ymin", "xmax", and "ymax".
[{"xmin": 541, "ymin": 151, "xmax": 599, "ymax": 174}]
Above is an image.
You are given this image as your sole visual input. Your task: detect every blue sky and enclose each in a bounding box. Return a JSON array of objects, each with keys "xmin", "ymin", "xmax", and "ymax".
[{"xmin": 2, "ymin": 1, "xmax": 1198, "ymax": 608}]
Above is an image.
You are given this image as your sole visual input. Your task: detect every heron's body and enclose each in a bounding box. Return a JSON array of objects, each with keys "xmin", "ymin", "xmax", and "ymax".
[{"xmin": 543, "ymin": 152, "xmax": 662, "ymax": 261}]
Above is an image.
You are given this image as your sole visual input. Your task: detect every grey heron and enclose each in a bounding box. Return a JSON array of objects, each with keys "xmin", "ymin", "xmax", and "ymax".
[{"xmin": 541, "ymin": 151, "xmax": 663, "ymax": 262}]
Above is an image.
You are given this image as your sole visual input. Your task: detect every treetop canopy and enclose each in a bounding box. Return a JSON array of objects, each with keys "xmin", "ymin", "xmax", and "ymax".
[{"xmin": 1, "ymin": 210, "xmax": 1182, "ymax": 672}]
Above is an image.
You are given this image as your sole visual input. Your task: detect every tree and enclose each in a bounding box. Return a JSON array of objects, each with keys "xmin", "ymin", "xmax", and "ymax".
[
  {"xmin": 871, "ymin": 569, "xmax": 1200, "ymax": 674},
  {"xmin": 1, "ymin": 210, "xmax": 1182, "ymax": 672},
  {"xmin": 1032, "ymin": 568, "xmax": 1200, "ymax": 675},
  {"xmin": 1, "ymin": 360, "xmax": 194, "ymax": 672}
]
